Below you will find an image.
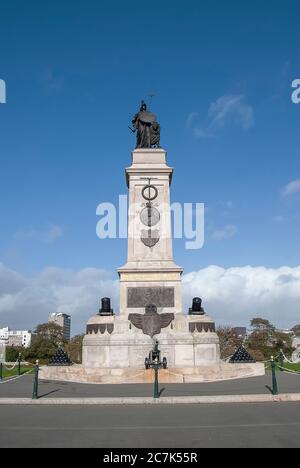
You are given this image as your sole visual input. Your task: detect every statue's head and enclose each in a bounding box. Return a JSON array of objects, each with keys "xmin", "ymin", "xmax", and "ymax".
[{"xmin": 140, "ymin": 100, "xmax": 147, "ymax": 112}]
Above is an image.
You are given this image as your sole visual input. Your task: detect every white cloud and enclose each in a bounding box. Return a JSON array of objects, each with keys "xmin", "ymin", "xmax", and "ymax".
[
  {"xmin": 186, "ymin": 112, "xmax": 200, "ymax": 128},
  {"xmin": 0, "ymin": 263, "xmax": 118, "ymax": 334},
  {"xmin": 211, "ymin": 224, "xmax": 238, "ymax": 239},
  {"xmin": 182, "ymin": 265, "xmax": 300, "ymax": 328},
  {"xmin": 192, "ymin": 94, "xmax": 254, "ymax": 138},
  {"xmin": 282, "ymin": 179, "xmax": 300, "ymax": 197},
  {"xmin": 14, "ymin": 224, "xmax": 63, "ymax": 244},
  {"xmin": 1, "ymin": 263, "xmax": 299, "ymax": 334}
]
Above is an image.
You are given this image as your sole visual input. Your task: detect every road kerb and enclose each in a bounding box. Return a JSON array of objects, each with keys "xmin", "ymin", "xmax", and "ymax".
[{"xmin": 1, "ymin": 394, "xmax": 300, "ymax": 405}]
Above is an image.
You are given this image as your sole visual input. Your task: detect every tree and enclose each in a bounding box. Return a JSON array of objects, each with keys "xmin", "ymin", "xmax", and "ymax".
[
  {"xmin": 34, "ymin": 323, "xmax": 65, "ymax": 346},
  {"xmin": 24, "ymin": 322, "xmax": 66, "ymax": 363},
  {"xmin": 272, "ymin": 331, "xmax": 294, "ymax": 356},
  {"xmin": 24, "ymin": 337, "xmax": 58, "ymax": 362},
  {"xmin": 246, "ymin": 318, "xmax": 274, "ymax": 359},
  {"xmin": 250, "ymin": 318, "xmax": 275, "ymax": 334},
  {"xmin": 65, "ymin": 334, "xmax": 84, "ymax": 363},
  {"xmin": 246, "ymin": 317, "xmax": 293, "ymax": 360},
  {"xmin": 5, "ymin": 346, "xmax": 23, "ymax": 362},
  {"xmin": 217, "ymin": 326, "xmax": 243, "ymax": 359}
]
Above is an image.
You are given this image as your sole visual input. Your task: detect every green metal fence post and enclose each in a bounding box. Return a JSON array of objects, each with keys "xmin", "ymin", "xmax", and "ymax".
[
  {"xmin": 153, "ymin": 362, "xmax": 159, "ymax": 399},
  {"xmin": 32, "ymin": 360, "xmax": 39, "ymax": 400},
  {"xmin": 17, "ymin": 353, "xmax": 22, "ymax": 376},
  {"xmin": 0, "ymin": 362, "xmax": 2, "ymax": 380},
  {"xmin": 271, "ymin": 356, "xmax": 278, "ymax": 396}
]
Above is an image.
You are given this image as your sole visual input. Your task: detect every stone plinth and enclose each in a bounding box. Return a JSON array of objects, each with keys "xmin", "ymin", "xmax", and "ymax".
[
  {"xmin": 82, "ymin": 312, "xmax": 220, "ymax": 369},
  {"xmin": 40, "ymin": 363, "xmax": 265, "ymax": 385}
]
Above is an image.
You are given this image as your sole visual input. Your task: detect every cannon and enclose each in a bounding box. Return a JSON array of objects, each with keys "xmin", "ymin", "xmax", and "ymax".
[
  {"xmin": 99, "ymin": 297, "xmax": 114, "ymax": 316},
  {"xmin": 145, "ymin": 340, "xmax": 167, "ymax": 370},
  {"xmin": 189, "ymin": 297, "xmax": 205, "ymax": 315}
]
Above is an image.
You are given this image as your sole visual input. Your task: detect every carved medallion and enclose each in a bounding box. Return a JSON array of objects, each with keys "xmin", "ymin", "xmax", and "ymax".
[{"xmin": 140, "ymin": 206, "xmax": 160, "ymax": 227}]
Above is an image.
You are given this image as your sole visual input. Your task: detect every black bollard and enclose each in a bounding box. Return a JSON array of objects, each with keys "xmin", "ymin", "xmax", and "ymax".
[{"xmin": 0, "ymin": 362, "xmax": 2, "ymax": 380}]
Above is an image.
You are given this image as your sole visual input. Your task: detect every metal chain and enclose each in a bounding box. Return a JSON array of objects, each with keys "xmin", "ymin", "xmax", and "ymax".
[
  {"xmin": 3, "ymin": 360, "xmax": 19, "ymax": 371},
  {"xmin": 281, "ymin": 350, "xmax": 300, "ymax": 364}
]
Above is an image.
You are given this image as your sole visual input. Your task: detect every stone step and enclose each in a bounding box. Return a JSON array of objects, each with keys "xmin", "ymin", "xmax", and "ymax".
[{"xmin": 39, "ymin": 363, "xmax": 265, "ymax": 384}]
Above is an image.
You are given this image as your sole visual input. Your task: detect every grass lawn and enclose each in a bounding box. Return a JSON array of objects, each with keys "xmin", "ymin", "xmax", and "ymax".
[
  {"xmin": 0, "ymin": 366, "xmax": 33, "ymax": 379},
  {"xmin": 265, "ymin": 362, "xmax": 300, "ymax": 373},
  {"xmin": 277, "ymin": 362, "xmax": 300, "ymax": 372}
]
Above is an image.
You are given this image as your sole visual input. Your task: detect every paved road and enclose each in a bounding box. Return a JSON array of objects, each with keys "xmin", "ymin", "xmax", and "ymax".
[
  {"xmin": 0, "ymin": 372, "xmax": 299, "ymax": 399},
  {"xmin": 0, "ymin": 403, "xmax": 300, "ymax": 448}
]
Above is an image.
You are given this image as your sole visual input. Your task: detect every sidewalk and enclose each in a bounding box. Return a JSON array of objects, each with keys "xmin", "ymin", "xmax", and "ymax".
[{"xmin": 0, "ymin": 372, "xmax": 299, "ymax": 403}]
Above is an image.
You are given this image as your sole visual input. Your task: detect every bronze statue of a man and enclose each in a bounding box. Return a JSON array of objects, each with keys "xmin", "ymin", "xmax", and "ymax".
[{"xmin": 130, "ymin": 101, "xmax": 161, "ymax": 149}]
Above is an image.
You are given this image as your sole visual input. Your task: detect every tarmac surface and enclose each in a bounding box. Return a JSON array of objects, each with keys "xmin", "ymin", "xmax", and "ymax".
[
  {"xmin": 0, "ymin": 371, "xmax": 299, "ymax": 399},
  {"xmin": 1, "ymin": 402, "xmax": 300, "ymax": 448},
  {"xmin": 1, "ymin": 372, "xmax": 300, "ymax": 447}
]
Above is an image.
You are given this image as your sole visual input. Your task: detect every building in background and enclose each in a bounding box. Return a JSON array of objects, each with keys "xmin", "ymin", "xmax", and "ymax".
[
  {"xmin": 48, "ymin": 313, "xmax": 71, "ymax": 341},
  {"xmin": 0, "ymin": 327, "xmax": 32, "ymax": 348},
  {"xmin": 0, "ymin": 342, "xmax": 6, "ymax": 362}
]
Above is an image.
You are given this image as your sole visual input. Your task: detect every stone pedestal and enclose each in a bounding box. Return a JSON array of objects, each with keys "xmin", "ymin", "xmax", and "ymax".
[
  {"xmin": 82, "ymin": 312, "xmax": 219, "ymax": 369},
  {"xmin": 117, "ymin": 149, "xmax": 183, "ymax": 318}
]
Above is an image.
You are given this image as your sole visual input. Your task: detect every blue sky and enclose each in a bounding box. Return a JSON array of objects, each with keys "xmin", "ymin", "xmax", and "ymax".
[{"xmin": 0, "ymin": 1, "xmax": 299, "ymax": 332}]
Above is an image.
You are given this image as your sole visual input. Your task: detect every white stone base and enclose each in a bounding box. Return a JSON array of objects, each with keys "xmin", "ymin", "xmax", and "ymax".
[
  {"xmin": 40, "ymin": 363, "xmax": 265, "ymax": 385},
  {"xmin": 82, "ymin": 313, "xmax": 220, "ymax": 369}
]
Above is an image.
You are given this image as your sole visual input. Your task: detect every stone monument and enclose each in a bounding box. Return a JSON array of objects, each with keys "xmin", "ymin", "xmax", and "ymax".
[
  {"xmin": 40, "ymin": 101, "xmax": 265, "ymax": 383},
  {"xmin": 82, "ymin": 101, "xmax": 220, "ymax": 370}
]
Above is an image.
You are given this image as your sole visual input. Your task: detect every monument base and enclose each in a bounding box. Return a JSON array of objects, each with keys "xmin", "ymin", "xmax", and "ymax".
[
  {"xmin": 40, "ymin": 363, "xmax": 265, "ymax": 384},
  {"xmin": 82, "ymin": 313, "xmax": 220, "ymax": 368},
  {"xmin": 40, "ymin": 309, "xmax": 265, "ymax": 384}
]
